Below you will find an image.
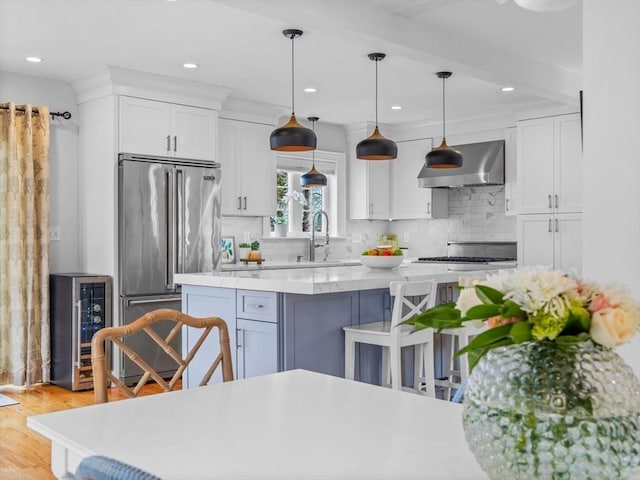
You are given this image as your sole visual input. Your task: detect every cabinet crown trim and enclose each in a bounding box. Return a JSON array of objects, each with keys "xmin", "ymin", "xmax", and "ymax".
[{"xmin": 72, "ymin": 66, "xmax": 232, "ymax": 108}]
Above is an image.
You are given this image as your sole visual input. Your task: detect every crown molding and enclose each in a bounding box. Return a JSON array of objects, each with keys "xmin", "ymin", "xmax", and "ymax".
[{"xmin": 71, "ymin": 66, "xmax": 232, "ymax": 109}]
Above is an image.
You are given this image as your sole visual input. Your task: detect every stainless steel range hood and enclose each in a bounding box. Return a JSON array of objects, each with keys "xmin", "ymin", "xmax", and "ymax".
[{"xmin": 417, "ymin": 140, "xmax": 505, "ymax": 188}]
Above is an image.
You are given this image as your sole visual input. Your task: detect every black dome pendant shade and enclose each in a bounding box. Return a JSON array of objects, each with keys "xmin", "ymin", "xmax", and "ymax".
[
  {"xmin": 270, "ymin": 29, "xmax": 317, "ymax": 152},
  {"xmin": 426, "ymin": 71, "xmax": 462, "ymax": 168},
  {"xmin": 356, "ymin": 53, "xmax": 397, "ymax": 160},
  {"xmin": 301, "ymin": 117, "xmax": 327, "ymax": 188}
]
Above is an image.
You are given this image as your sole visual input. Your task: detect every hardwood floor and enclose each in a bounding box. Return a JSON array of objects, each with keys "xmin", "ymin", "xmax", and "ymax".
[{"xmin": 0, "ymin": 383, "xmax": 172, "ymax": 479}]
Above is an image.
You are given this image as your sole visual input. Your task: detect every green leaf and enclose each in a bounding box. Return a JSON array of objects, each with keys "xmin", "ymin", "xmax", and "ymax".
[
  {"xmin": 465, "ymin": 304, "xmax": 501, "ymax": 319},
  {"xmin": 467, "ymin": 338, "xmax": 515, "ymax": 371},
  {"xmin": 510, "ymin": 321, "xmax": 533, "ymax": 343},
  {"xmin": 455, "ymin": 324, "xmax": 513, "ymax": 357},
  {"xmin": 475, "ymin": 285, "xmax": 504, "ymax": 305},
  {"xmin": 403, "ymin": 304, "xmax": 460, "ymax": 326},
  {"xmin": 500, "ymin": 300, "xmax": 526, "ymax": 319},
  {"xmin": 555, "ymin": 333, "xmax": 591, "ymax": 343}
]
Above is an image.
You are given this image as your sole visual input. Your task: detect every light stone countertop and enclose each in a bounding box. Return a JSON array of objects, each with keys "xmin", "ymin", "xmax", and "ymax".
[{"xmin": 175, "ymin": 262, "xmax": 492, "ymax": 295}]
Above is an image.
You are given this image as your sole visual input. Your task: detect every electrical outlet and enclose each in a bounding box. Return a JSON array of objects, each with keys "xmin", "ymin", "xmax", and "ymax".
[
  {"xmin": 403, "ymin": 232, "xmax": 410, "ymax": 243},
  {"xmin": 50, "ymin": 226, "xmax": 62, "ymax": 242},
  {"xmin": 351, "ymin": 233, "xmax": 362, "ymax": 244}
]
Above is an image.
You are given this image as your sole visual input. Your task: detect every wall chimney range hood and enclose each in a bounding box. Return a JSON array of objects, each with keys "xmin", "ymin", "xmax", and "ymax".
[{"xmin": 417, "ymin": 140, "xmax": 505, "ymax": 188}]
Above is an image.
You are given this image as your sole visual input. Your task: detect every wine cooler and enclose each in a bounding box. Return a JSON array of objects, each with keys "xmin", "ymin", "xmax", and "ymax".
[{"xmin": 50, "ymin": 273, "xmax": 112, "ymax": 391}]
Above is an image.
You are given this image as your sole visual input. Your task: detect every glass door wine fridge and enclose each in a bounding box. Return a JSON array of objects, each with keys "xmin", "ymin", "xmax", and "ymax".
[{"xmin": 50, "ymin": 274, "xmax": 112, "ymax": 391}]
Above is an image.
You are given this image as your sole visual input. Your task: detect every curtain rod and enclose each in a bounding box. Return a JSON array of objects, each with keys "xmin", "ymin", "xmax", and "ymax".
[{"xmin": 0, "ymin": 104, "xmax": 72, "ymax": 120}]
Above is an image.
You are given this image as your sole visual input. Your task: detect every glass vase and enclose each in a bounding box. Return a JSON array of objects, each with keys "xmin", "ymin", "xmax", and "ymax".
[{"xmin": 463, "ymin": 340, "xmax": 640, "ymax": 479}]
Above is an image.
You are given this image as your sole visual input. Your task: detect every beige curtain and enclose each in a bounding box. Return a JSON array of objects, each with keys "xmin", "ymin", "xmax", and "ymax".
[{"xmin": 0, "ymin": 102, "xmax": 50, "ymax": 386}]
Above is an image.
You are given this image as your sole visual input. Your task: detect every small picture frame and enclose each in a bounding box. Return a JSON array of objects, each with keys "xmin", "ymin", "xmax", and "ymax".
[{"xmin": 221, "ymin": 236, "xmax": 235, "ymax": 264}]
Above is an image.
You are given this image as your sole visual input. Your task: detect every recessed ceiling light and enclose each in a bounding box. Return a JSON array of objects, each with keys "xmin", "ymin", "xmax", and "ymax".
[
  {"xmin": 26, "ymin": 57, "xmax": 43, "ymax": 63},
  {"xmin": 501, "ymin": 86, "xmax": 515, "ymax": 92},
  {"xmin": 183, "ymin": 63, "xmax": 198, "ymax": 69},
  {"xmin": 304, "ymin": 87, "xmax": 317, "ymax": 93},
  {"xmin": 391, "ymin": 105, "xmax": 402, "ymax": 110}
]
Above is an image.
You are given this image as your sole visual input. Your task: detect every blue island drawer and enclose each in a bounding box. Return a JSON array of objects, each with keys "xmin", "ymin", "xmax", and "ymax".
[{"xmin": 236, "ymin": 290, "xmax": 278, "ymax": 323}]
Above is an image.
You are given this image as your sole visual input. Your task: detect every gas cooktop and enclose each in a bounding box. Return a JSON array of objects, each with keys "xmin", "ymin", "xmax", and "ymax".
[{"xmin": 416, "ymin": 256, "xmax": 516, "ymax": 264}]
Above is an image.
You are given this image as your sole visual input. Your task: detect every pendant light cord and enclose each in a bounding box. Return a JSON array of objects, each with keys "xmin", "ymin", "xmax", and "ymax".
[
  {"xmin": 441, "ymin": 75, "xmax": 446, "ymax": 141},
  {"xmin": 375, "ymin": 58, "xmax": 379, "ymax": 128},
  {"xmin": 311, "ymin": 119, "xmax": 316, "ymax": 166},
  {"xmin": 291, "ymin": 35, "xmax": 295, "ymax": 115}
]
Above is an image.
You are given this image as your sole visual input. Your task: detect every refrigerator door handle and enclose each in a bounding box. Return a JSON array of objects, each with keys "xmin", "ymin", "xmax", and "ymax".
[
  {"xmin": 75, "ymin": 300, "xmax": 82, "ymax": 368},
  {"xmin": 176, "ymin": 168, "xmax": 185, "ymax": 274},
  {"xmin": 166, "ymin": 169, "xmax": 176, "ymax": 290},
  {"xmin": 127, "ymin": 296, "xmax": 182, "ymax": 306}
]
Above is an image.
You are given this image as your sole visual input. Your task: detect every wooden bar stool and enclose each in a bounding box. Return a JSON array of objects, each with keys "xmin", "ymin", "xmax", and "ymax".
[{"xmin": 343, "ymin": 280, "xmax": 438, "ymax": 396}]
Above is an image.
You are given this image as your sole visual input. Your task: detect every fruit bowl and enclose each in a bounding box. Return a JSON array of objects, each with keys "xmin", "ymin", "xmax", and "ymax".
[{"xmin": 360, "ymin": 254, "xmax": 403, "ymax": 269}]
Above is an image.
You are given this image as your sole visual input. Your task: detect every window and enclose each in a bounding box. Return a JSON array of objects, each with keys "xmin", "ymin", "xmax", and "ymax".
[
  {"xmin": 272, "ymin": 150, "xmax": 343, "ymax": 237},
  {"xmin": 272, "ymin": 170, "xmax": 327, "ymax": 233}
]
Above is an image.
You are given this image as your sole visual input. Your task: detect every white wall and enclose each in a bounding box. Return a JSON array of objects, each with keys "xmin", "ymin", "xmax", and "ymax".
[
  {"xmin": 0, "ymin": 72, "xmax": 79, "ymax": 273},
  {"xmin": 583, "ymin": 0, "xmax": 640, "ymax": 375}
]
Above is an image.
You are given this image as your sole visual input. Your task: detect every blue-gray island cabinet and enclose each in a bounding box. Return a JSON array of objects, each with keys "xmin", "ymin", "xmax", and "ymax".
[{"xmin": 175, "ymin": 264, "xmax": 485, "ymax": 388}]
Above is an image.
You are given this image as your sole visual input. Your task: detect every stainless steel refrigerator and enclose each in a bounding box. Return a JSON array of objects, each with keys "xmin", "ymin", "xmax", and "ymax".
[{"xmin": 118, "ymin": 153, "xmax": 221, "ymax": 384}]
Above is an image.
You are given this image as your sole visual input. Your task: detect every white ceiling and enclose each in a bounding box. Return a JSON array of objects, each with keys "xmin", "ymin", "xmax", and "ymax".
[{"xmin": 0, "ymin": 0, "xmax": 582, "ymax": 126}]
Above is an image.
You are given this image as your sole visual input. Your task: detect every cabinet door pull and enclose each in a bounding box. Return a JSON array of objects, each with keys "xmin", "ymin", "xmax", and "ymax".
[
  {"xmin": 166, "ymin": 135, "xmax": 171, "ymax": 153},
  {"xmin": 548, "ymin": 194, "xmax": 552, "ymax": 209},
  {"xmin": 555, "ymin": 218, "xmax": 559, "ymax": 233},
  {"xmin": 243, "ymin": 196, "xmax": 247, "ymax": 210},
  {"xmin": 173, "ymin": 136, "xmax": 177, "ymax": 153},
  {"xmin": 427, "ymin": 202, "xmax": 431, "ymax": 215},
  {"xmin": 236, "ymin": 328, "xmax": 243, "ymax": 348},
  {"xmin": 237, "ymin": 196, "xmax": 242, "ymax": 210},
  {"xmin": 505, "ymin": 198, "xmax": 509, "ymax": 211},
  {"xmin": 548, "ymin": 219, "xmax": 552, "ymax": 233},
  {"xmin": 369, "ymin": 203, "xmax": 373, "ymax": 216},
  {"xmin": 555, "ymin": 194, "xmax": 559, "ymax": 209}
]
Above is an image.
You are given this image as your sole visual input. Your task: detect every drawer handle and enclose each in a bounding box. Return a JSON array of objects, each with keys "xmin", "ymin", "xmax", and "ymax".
[{"xmin": 246, "ymin": 303, "xmax": 265, "ymax": 309}]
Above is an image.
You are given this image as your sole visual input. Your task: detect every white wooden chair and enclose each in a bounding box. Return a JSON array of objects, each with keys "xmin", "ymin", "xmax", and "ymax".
[{"xmin": 343, "ymin": 280, "xmax": 438, "ymax": 396}]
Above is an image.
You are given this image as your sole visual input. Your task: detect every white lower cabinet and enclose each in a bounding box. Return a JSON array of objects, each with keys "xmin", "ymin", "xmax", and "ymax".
[{"xmin": 517, "ymin": 213, "xmax": 582, "ymax": 274}]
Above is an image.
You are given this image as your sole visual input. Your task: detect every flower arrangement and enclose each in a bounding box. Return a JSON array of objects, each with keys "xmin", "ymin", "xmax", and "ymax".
[
  {"xmin": 406, "ymin": 265, "xmax": 640, "ymax": 370},
  {"xmin": 273, "ymin": 190, "xmax": 308, "ymax": 224}
]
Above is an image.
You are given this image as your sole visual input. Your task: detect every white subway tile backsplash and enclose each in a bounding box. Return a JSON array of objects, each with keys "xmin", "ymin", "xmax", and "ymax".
[{"xmin": 221, "ymin": 185, "xmax": 515, "ymax": 262}]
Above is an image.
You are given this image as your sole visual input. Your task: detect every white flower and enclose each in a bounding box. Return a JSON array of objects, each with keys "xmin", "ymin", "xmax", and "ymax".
[
  {"xmin": 590, "ymin": 307, "xmax": 636, "ymax": 347},
  {"xmin": 281, "ymin": 190, "xmax": 308, "ymax": 207},
  {"xmin": 456, "ymin": 288, "xmax": 483, "ymax": 317}
]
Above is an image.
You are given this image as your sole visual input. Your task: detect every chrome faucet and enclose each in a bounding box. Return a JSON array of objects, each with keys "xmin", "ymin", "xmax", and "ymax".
[{"xmin": 310, "ymin": 210, "xmax": 330, "ymax": 262}]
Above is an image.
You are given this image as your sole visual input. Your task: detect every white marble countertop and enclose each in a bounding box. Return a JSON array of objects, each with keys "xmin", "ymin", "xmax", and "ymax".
[{"xmin": 175, "ymin": 262, "xmax": 491, "ymax": 295}]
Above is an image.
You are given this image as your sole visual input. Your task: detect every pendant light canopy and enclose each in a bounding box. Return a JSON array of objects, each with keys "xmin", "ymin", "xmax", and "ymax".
[
  {"xmin": 301, "ymin": 117, "xmax": 327, "ymax": 188},
  {"xmin": 270, "ymin": 29, "xmax": 317, "ymax": 152},
  {"xmin": 426, "ymin": 71, "xmax": 463, "ymax": 169},
  {"xmin": 356, "ymin": 53, "xmax": 397, "ymax": 160}
]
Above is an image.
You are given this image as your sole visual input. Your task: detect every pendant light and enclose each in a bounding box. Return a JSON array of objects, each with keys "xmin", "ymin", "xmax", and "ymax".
[
  {"xmin": 426, "ymin": 71, "xmax": 463, "ymax": 168},
  {"xmin": 270, "ymin": 29, "xmax": 317, "ymax": 152},
  {"xmin": 356, "ymin": 53, "xmax": 397, "ymax": 160},
  {"xmin": 301, "ymin": 117, "xmax": 327, "ymax": 188}
]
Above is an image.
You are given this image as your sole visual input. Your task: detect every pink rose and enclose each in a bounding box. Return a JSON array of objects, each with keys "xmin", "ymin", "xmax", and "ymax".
[
  {"xmin": 589, "ymin": 293, "xmax": 612, "ymax": 312},
  {"xmin": 590, "ymin": 307, "xmax": 635, "ymax": 347}
]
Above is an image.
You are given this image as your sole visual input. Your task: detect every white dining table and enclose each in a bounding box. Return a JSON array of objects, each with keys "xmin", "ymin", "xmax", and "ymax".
[{"xmin": 28, "ymin": 369, "xmax": 488, "ymax": 480}]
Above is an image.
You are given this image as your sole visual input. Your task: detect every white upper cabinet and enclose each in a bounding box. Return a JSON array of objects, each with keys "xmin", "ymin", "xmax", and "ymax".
[
  {"xmin": 119, "ymin": 96, "xmax": 217, "ymax": 160},
  {"xmin": 348, "ymin": 138, "xmax": 390, "ymax": 220},
  {"xmin": 516, "ymin": 113, "xmax": 582, "ymax": 214},
  {"xmin": 391, "ymin": 138, "xmax": 447, "ymax": 220},
  {"xmin": 218, "ymin": 118, "xmax": 276, "ymax": 217}
]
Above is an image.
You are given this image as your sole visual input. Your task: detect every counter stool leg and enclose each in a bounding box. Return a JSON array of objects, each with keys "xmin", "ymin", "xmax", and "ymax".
[
  {"xmin": 381, "ymin": 347, "xmax": 390, "ymax": 388},
  {"xmin": 345, "ymin": 333, "xmax": 356, "ymax": 380}
]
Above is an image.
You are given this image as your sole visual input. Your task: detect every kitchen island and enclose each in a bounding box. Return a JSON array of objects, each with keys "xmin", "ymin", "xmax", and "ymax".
[{"xmin": 175, "ymin": 263, "xmax": 491, "ymax": 387}]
